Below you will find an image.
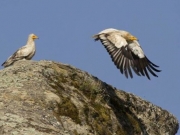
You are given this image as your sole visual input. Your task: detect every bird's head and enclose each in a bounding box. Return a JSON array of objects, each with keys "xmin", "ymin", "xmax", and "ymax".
[
  {"xmin": 123, "ymin": 33, "xmax": 138, "ymax": 42},
  {"xmin": 29, "ymin": 34, "xmax": 39, "ymax": 40}
]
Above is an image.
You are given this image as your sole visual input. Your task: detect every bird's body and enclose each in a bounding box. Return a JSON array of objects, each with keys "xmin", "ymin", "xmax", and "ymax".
[
  {"xmin": 2, "ymin": 34, "xmax": 38, "ymax": 67},
  {"xmin": 93, "ymin": 28, "xmax": 161, "ymax": 79}
]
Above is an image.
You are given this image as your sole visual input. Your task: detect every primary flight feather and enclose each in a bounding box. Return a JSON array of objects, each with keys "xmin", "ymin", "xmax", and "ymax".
[
  {"xmin": 93, "ymin": 28, "xmax": 161, "ymax": 80},
  {"xmin": 2, "ymin": 34, "xmax": 38, "ymax": 68}
]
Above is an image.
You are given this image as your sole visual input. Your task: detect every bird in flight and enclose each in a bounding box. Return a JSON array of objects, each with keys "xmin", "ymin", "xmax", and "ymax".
[
  {"xmin": 93, "ymin": 28, "xmax": 161, "ymax": 80},
  {"xmin": 2, "ymin": 34, "xmax": 38, "ymax": 68}
]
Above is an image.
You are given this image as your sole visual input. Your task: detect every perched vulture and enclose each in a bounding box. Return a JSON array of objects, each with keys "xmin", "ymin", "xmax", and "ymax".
[
  {"xmin": 93, "ymin": 28, "xmax": 161, "ymax": 80},
  {"xmin": 2, "ymin": 34, "xmax": 38, "ymax": 68}
]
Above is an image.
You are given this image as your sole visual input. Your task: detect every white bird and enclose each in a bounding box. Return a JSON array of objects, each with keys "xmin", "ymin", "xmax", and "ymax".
[
  {"xmin": 93, "ymin": 28, "xmax": 161, "ymax": 80},
  {"xmin": 2, "ymin": 34, "xmax": 38, "ymax": 68}
]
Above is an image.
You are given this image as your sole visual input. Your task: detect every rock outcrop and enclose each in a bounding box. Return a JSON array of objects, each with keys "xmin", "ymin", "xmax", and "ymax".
[{"xmin": 0, "ymin": 60, "xmax": 179, "ymax": 135}]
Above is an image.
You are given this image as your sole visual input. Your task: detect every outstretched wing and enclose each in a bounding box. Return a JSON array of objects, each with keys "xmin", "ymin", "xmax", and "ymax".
[
  {"xmin": 126, "ymin": 41, "xmax": 161, "ymax": 79},
  {"xmin": 93, "ymin": 32, "xmax": 161, "ymax": 79}
]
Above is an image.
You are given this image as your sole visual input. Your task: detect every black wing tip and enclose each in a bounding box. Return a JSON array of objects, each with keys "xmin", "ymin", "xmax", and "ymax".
[
  {"xmin": 1, "ymin": 62, "xmax": 5, "ymax": 67},
  {"xmin": 156, "ymin": 69, "xmax": 161, "ymax": 72},
  {"xmin": 150, "ymin": 63, "xmax": 159, "ymax": 67},
  {"xmin": 118, "ymin": 66, "xmax": 160, "ymax": 80},
  {"xmin": 124, "ymin": 73, "xmax": 134, "ymax": 79},
  {"xmin": 145, "ymin": 56, "xmax": 160, "ymax": 67},
  {"xmin": 149, "ymin": 64, "xmax": 161, "ymax": 72},
  {"xmin": 94, "ymin": 39, "xmax": 99, "ymax": 41}
]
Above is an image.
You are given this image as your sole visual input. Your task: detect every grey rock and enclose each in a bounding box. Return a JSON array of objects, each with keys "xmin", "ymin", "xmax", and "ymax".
[{"xmin": 0, "ymin": 60, "xmax": 178, "ymax": 135}]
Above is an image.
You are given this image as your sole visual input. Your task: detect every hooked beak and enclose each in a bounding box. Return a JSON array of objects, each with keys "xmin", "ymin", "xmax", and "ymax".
[
  {"xmin": 32, "ymin": 35, "xmax": 39, "ymax": 40},
  {"xmin": 128, "ymin": 35, "xmax": 138, "ymax": 41}
]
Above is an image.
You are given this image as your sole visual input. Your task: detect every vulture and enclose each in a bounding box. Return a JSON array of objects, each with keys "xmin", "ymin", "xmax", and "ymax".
[
  {"xmin": 93, "ymin": 28, "xmax": 161, "ymax": 79},
  {"xmin": 2, "ymin": 34, "xmax": 38, "ymax": 67}
]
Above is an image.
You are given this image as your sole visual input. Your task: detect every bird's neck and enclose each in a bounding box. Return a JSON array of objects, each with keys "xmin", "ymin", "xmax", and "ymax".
[{"xmin": 26, "ymin": 38, "xmax": 35, "ymax": 46}]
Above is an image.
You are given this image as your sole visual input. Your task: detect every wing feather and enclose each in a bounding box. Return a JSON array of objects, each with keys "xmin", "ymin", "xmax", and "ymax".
[
  {"xmin": 124, "ymin": 59, "xmax": 128, "ymax": 78},
  {"xmin": 146, "ymin": 65, "xmax": 158, "ymax": 77},
  {"xmin": 127, "ymin": 60, "xmax": 133, "ymax": 78}
]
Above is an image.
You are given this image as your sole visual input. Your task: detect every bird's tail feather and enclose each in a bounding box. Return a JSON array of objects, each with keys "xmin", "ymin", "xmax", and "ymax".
[
  {"xmin": 2, "ymin": 58, "xmax": 16, "ymax": 67},
  {"xmin": 92, "ymin": 34, "xmax": 99, "ymax": 41}
]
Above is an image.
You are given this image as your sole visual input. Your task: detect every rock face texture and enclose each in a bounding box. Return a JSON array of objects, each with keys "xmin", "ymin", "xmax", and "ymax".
[{"xmin": 0, "ymin": 60, "xmax": 178, "ymax": 135}]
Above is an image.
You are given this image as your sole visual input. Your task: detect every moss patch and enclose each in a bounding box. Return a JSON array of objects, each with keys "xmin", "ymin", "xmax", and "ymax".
[
  {"xmin": 126, "ymin": 113, "xmax": 141, "ymax": 134},
  {"xmin": 57, "ymin": 96, "xmax": 81, "ymax": 124}
]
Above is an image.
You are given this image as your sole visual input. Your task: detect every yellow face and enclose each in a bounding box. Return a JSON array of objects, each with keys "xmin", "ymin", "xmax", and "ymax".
[
  {"xmin": 32, "ymin": 34, "xmax": 38, "ymax": 40},
  {"xmin": 124, "ymin": 33, "xmax": 138, "ymax": 41}
]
